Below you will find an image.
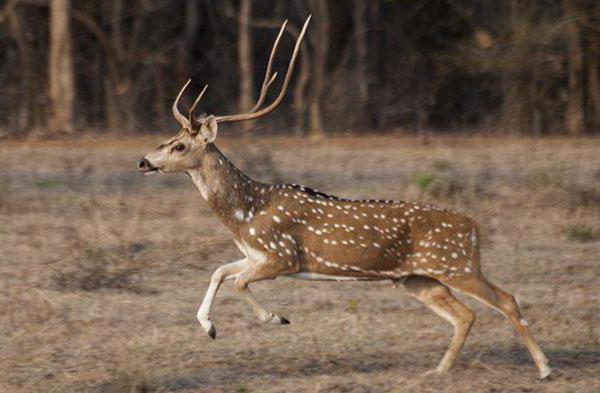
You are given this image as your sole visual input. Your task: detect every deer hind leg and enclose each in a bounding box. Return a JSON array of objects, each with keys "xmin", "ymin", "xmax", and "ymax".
[
  {"xmin": 233, "ymin": 257, "xmax": 293, "ymax": 326},
  {"xmin": 443, "ymin": 275, "xmax": 551, "ymax": 379},
  {"xmin": 403, "ymin": 275, "xmax": 475, "ymax": 374}
]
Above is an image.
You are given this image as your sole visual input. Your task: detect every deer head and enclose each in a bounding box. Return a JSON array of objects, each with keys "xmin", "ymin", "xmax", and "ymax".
[{"xmin": 137, "ymin": 16, "xmax": 311, "ymax": 175}]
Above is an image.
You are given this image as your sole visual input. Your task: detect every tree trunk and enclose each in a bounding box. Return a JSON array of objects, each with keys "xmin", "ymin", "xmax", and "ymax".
[
  {"xmin": 176, "ymin": 0, "xmax": 199, "ymax": 82},
  {"xmin": 366, "ymin": 0, "xmax": 385, "ymax": 129},
  {"xmin": 587, "ymin": 40, "xmax": 600, "ymax": 133},
  {"xmin": 499, "ymin": 0, "xmax": 534, "ymax": 135},
  {"xmin": 585, "ymin": 2, "xmax": 600, "ymax": 133},
  {"xmin": 111, "ymin": 0, "xmax": 123, "ymax": 58},
  {"xmin": 6, "ymin": 7, "xmax": 39, "ymax": 132},
  {"xmin": 238, "ymin": 0, "xmax": 253, "ymax": 131},
  {"xmin": 48, "ymin": 0, "xmax": 75, "ymax": 133},
  {"xmin": 353, "ymin": 0, "xmax": 368, "ymax": 107},
  {"xmin": 293, "ymin": 28, "xmax": 311, "ymax": 135},
  {"xmin": 563, "ymin": 0, "xmax": 585, "ymax": 135},
  {"xmin": 73, "ymin": 9, "xmax": 123, "ymax": 130},
  {"xmin": 308, "ymin": 0, "xmax": 328, "ymax": 138}
]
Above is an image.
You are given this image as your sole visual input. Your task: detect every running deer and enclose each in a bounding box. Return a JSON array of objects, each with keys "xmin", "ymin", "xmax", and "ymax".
[{"xmin": 137, "ymin": 16, "xmax": 551, "ymax": 378}]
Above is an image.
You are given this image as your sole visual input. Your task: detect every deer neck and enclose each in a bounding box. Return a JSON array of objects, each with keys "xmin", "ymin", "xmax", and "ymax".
[{"xmin": 187, "ymin": 143, "xmax": 266, "ymax": 235}]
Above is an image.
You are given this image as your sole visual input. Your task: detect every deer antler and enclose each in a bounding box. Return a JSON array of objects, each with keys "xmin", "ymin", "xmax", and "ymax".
[
  {"xmin": 171, "ymin": 16, "xmax": 311, "ymax": 129},
  {"xmin": 189, "ymin": 84, "xmax": 209, "ymax": 127},
  {"xmin": 247, "ymin": 19, "xmax": 287, "ymax": 113},
  {"xmin": 214, "ymin": 15, "xmax": 311, "ymax": 124},
  {"xmin": 173, "ymin": 79, "xmax": 192, "ymax": 129}
]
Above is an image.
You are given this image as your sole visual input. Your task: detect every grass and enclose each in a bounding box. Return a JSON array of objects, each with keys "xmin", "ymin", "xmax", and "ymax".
[
  {"xmin": 346, "ymin": 299, "xmax": 359, "ymax": 314},
  {"xmin": 0, "ymin": 135, "xmax": 599, "ymax": 393},
  {"xmin": 565, "ymin": 224, "xmax": 599, "ymax": 243},
  {"xmin": 415, "ymin": 173, "xmax": 434, "ymax": 193}
]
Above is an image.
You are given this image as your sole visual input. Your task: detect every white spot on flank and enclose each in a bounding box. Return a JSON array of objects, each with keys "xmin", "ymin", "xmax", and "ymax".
[
  {"xmin": 520, "ymin": 318, "xmax": 529, "ymax": 326},
  {"xmin": 273, "ymin": 216, "xmax": 281, "ymax": 223},
  {"xmin": 234, "ymin": 209, "xmax": 245, "ymax": 221},
  {"xmin": 249, "ymin": 228, "xmax": 256, "ymax": 236}
]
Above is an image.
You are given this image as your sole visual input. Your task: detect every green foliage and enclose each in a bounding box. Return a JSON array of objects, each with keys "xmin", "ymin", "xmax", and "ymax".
[
  {"xmin": 415, "ymin": 173, "xmax": 434, "ymax": 193},
  {"xmin": 346, "ymin": 299, "xmax": 359, "ymax": 314},
  {"xmin": 565, "ymin": 225, "xmax": 599, "ymax": 243}
]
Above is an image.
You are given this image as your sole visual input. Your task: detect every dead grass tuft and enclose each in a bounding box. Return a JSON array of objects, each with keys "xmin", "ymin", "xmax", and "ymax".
[
  {"xmin": 94, "ymin": 336, "xmax": 168, "ymax": 393},
  {"xmin": 568, "ymin": 186, "xmax": 600, "ymax": 209},
  {"xmin": 52, "ymin": 248, "xmax": 145, "ymax": 293}
]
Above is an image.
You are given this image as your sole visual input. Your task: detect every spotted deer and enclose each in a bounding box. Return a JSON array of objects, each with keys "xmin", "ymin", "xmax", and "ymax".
[{"xmin": 137, "ymin": 16, "xmax": 551, "ymax": 378}]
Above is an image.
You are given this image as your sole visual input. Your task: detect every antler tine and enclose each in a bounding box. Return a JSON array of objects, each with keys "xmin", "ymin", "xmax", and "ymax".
[
  {"xmin": 266, "ymin": 72, "xmax": 278, "ymax": 89},
  {"xmin": 173, "ymin": 79, "xmax": 192, "ymax": 128},
  {"xmin": 188, "ymin": 84, "xmax": 209, "ymax": 124},
  {"xmin": 248, "ymin": 20, "xmax": 287, "ymax": 113},
  {"xmin": 215, "ymin": 15, "xmax": 311, "ymax": 124},
  {"xmin": 249, "ymin": 71, "xmax": 278, "ymax": 113}
]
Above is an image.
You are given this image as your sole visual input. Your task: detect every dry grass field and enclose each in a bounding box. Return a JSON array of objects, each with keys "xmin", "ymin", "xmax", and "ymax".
[{"xmin": 0, "ymin": 135, "xmax": 599, "ymax": 393}]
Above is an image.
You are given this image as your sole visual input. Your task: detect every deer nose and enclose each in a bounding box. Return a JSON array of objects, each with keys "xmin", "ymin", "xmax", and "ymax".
[{"xmin": 137, "ymin": 158, "xmax": 151, "ymax": 171}]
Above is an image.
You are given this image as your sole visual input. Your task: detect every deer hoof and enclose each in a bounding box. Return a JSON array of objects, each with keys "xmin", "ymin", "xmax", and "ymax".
[
  {"xmin": 200, "ymin": 320, "xmax": 216, "ymax": 339},
  {"xmin": 539, "ymin": 365, "xmax": 552, "ymax": 379},
  {"xmin": 270, "ymin": 315, "xmax": 290, "ymax": 325}
]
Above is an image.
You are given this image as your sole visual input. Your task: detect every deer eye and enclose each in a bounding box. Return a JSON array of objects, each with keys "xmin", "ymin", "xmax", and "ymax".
[{"xmin": 173, "ymin": 143, "xmax": 186, "ymax": 152}]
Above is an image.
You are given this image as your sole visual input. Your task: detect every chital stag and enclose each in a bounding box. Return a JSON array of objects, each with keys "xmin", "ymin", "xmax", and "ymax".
[{"xmin": 137, "ymin": 16, "xmax": 551, "ymax": 378}]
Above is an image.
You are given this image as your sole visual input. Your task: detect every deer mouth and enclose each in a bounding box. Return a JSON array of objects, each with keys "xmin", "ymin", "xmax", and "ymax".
[
  {"xmin": 138, "ymin": 158, "xmax": 160, "ymax": 175},
  {"xmin": 142, "ymin": 167, "xmax": 159, "ymax": 175}
]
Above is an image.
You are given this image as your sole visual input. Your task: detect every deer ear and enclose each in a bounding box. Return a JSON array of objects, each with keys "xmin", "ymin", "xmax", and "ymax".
[{"xmin": 199, "ymin": 115, "xmax": 218, "ymax": 143}]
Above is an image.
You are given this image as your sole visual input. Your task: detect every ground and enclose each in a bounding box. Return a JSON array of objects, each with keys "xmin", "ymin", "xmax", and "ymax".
[{"xmin": 0, "ymin": 135, "xmax": 599, "ymax": 393}]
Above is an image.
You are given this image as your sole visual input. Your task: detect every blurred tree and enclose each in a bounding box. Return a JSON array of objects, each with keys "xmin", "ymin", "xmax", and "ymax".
[
  {"xmin": 5, "ymin": 5, "xmax": 40, "ymax": 130},
  {"xmin": 563, "ymin": 0, "xmax": 584, "ymax": 135},
  {"xmin": 307, "ymin": 0, "xmax": 327, "ymax": 137},
  {"xmin": 353, "ymin": 0, "xmax": 368, "ymax": 121},
  {"xmin": 0, "ymin": 0, "xmax": 599, "ymax": 136},
  {"xmin": 176, "ymin": 0, "xmax": 199, "ymax": 83},
  {"xmin": 584, "ymin": 0, "xmax": 600, "ymax": 132},
  {"xmin": 48, "ymin": 0, "xmax": 74, "ymax": 133},
  {"xmin": 238, "ymin": 0, "xmax": 253, "ymax": 131}
]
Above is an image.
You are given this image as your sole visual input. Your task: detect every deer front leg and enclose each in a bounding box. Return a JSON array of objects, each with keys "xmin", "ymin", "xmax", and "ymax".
[
  {"xmin": 197, "ymin": 259, "xmax": 248, "ymax": 339},
  {"xmin": 233, "ymin": 257, "xmax": 294, "ymax": 325}
]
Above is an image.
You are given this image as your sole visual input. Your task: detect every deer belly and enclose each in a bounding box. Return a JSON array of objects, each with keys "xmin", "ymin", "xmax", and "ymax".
[
  {"xmin": 299, "ymin": 242, "xmax": 401, "ymax": 277},
  {"xmin": 288, "ymin": 272, "xmax": 378, "ymax": 281}
]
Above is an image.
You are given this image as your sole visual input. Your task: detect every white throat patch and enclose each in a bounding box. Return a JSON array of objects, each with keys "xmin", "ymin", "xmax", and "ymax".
[{"xmin": 189, "ymin": 170, "xmax": 210, "ymax": 201}]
